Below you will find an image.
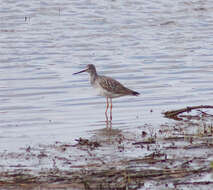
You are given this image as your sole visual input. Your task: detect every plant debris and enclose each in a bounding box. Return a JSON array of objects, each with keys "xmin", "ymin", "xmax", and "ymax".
[
  {"xmin": 74, "ymin": 137, "xmax": 101, "ymax": 150},
  {"xmin": 163, "ymin": 105, "xmax": 213, "ymax": 120},
  {"xmin": 1, "ymin": 106, "xmax": 213, "ymax": 189}
]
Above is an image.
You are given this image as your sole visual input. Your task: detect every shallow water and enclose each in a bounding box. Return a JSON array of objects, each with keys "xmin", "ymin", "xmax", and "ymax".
[{"xmin": 0, "ymin": 0, "xmax": 213, "ymax": 151}]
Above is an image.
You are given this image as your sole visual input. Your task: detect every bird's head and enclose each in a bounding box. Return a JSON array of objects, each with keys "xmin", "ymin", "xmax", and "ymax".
[{"xmin": 73, "ymin": 64, "xmax": 96, "ymax": 75}]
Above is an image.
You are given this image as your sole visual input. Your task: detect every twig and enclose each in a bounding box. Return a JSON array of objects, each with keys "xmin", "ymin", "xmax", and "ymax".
[{"xmin": 163, "ymin": 105, "xmax": 213, "ymax": 120}]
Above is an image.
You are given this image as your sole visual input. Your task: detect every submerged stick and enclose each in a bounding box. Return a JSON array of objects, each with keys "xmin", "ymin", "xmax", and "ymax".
[{"xmin": 163, "ymin": 105, "xmax": 213, "ymax": 120}]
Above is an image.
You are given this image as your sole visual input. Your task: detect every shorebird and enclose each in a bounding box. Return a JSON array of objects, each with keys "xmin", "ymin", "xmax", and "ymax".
[{"xmin": 73, "ymin": 64, "xmax": 139, "ymax": 120}]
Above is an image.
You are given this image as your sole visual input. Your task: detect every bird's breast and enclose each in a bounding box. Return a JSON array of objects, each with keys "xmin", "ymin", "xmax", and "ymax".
[{"xmin": 94, "ymin": 84, "xmax": 122, "ymax": 98}]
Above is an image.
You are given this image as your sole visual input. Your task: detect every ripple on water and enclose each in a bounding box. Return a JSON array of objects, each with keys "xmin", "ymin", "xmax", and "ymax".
[{"xmin": 0, "ymin": 0, "xmax": 213, "ymax": 150}]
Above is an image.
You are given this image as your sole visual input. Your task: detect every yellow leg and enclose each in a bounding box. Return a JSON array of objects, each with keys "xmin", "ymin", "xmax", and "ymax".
[
  {"xmin": 105, "ymin": 98, "xmax": 109, "ymax": 128},
  {"xmin": 110, "ymin": 98, "xmax": 112, "ymax": 121},
  {"xmin": 105, "ymin": 97, "xmax": 109, "ymax": 114}
]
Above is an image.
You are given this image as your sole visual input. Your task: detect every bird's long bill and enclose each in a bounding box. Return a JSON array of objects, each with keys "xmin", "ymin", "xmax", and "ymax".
[{"xmin": 72, "ymin": 69, "xmax": 88, "ymax": 75}]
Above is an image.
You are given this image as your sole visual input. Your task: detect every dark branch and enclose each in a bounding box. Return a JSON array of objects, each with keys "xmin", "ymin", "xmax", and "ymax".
[{"xmin": 163, "ymin": 105, "xmax": 213, "ymax": 120}]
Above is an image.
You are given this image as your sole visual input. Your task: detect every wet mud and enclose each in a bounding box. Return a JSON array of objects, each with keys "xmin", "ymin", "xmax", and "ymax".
[{"xmin": 1, "ymin": 106, "xmax": 213, "ymax": 190}]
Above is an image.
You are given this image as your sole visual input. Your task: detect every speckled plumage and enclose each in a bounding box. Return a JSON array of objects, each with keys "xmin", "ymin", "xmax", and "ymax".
[
  {"xmin": 73, "ymin": 64, "xmax": 139, "ymax": 121},
  {"xmin": 95, "ymin": 75, "xmax": 138, "ymax": 98}
]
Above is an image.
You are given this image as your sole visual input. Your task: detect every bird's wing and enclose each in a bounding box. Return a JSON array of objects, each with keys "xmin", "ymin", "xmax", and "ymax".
[{"xmin": 98, "ymin": 76, "xmax": 132, "ymax": 95}]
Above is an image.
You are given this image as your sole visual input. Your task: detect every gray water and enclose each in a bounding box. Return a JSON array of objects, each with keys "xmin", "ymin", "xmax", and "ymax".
[{"xmin": 1, "ymin": 0, "xmax": 213, "ymax": 151}]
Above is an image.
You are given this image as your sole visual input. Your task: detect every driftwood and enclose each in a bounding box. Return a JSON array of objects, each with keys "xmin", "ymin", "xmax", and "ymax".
[{"xmin": 163, "ymin": 105, "xmax": 213, "ymax": 120}]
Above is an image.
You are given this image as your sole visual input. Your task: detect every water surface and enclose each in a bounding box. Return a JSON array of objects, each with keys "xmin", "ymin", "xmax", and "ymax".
[{"xmin": 0, "ymin": 0, "xmax": 213, "ymax": 151}]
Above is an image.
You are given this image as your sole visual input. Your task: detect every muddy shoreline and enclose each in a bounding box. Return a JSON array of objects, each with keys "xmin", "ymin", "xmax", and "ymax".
[{"xmin": 1, "ymin": 106, "xmax": 213, "ymax": 190}]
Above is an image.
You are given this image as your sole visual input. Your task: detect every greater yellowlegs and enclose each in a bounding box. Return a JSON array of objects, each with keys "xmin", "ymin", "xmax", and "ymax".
[{"xmin": 73, "ymin": 64, "xmax": 139, "ymax": 119}]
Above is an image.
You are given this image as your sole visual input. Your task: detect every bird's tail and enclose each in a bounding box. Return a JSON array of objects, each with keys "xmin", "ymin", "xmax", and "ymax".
[{"xmin": 132, "ymin": 91, "xmax": 140, "ymax": 96}]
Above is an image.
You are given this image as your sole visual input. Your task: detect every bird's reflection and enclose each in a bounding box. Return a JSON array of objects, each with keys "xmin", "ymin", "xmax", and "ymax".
[
  {"xmin": 93, "ymin": 123, "xmax": 122, "ymax": 144},
  {"xmin": 105, "ymin": 111, "xmax": 112, "ymax": 128}
]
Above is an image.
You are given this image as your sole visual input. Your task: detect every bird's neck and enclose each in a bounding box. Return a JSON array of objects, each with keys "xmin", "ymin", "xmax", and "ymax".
[{"xmin": 89, "ymin": 72, "xmax": 98, "ymax": 85}]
